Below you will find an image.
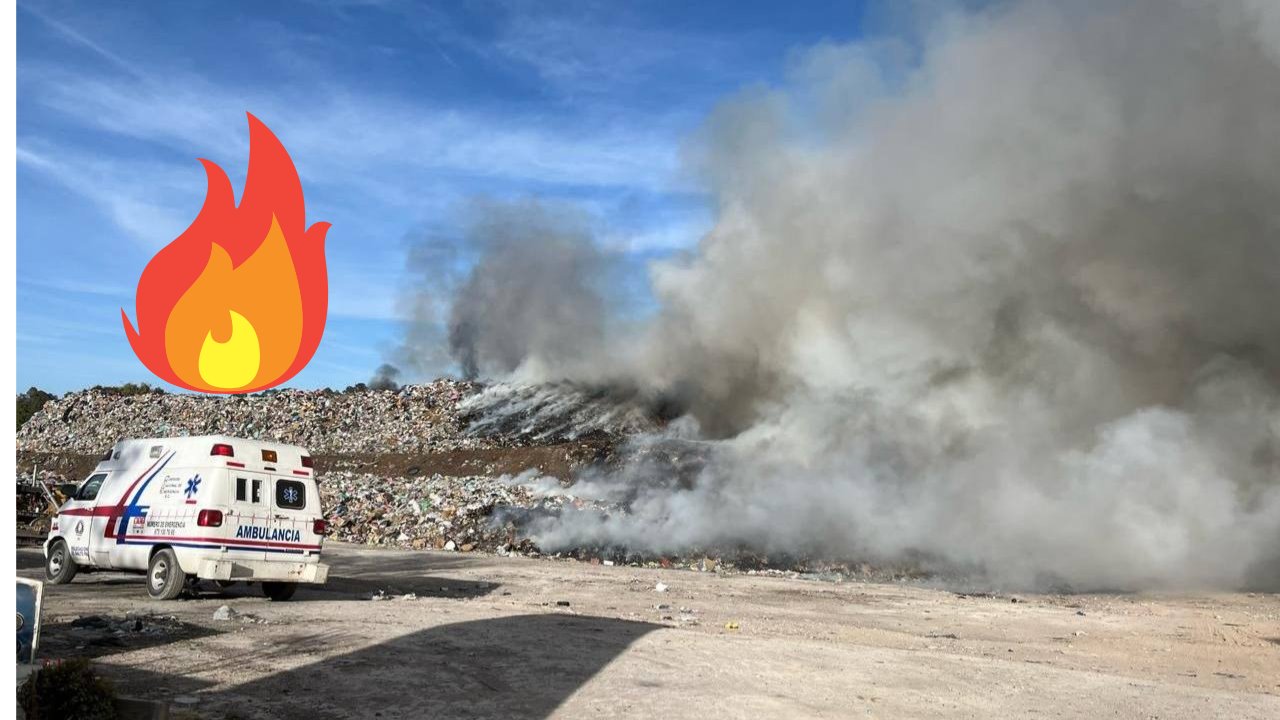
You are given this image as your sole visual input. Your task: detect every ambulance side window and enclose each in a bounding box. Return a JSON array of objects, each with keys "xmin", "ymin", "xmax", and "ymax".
[
  {"xmin": 236, "ymin": 477, "xmax": 247, "ymax": 502},
  {"xmin": 252, "ymin": 479, "xmax": 263, "ymax": 504},
  {"xmin": 77, "ymin": 473, "xmax": 108, "ymax": 501}
]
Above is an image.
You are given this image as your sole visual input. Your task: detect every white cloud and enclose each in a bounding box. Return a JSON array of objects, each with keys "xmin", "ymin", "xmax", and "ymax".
[{"xmin": 599, "ymin": 217, "xmax": 711, "ymax": 254}]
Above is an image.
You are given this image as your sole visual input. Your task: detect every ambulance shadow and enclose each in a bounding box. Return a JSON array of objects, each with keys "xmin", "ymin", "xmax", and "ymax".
[
  {"xmin": 305, "ymin": 573, "xmax": 500, "ymax": 601},
  {"xmin": 194, "ymin": 574, "xmax": 499, "ymax": 602},
  {"xmin": 325, "ymin": 547, "xmax": 508, "ymax": 575},
  {"xmin": 205, "ymin": 613, "xmax": 663, "ymax": 719},
  {"xmin": 228, "ymin": 549, "xmax": 502, "ymax": 601}
]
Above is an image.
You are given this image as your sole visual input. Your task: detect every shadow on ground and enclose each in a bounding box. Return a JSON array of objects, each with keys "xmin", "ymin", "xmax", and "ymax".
[
  {"xmin": 92, "ymin": 613, "xmax": 661, "ymax": 719},
  {"xmin": 228, "ymin": 613, "xmax": 658, "ymax": 719},
  {"xmin": 18, "ymin": 547, "xmax": 501, "ymax": 602}
]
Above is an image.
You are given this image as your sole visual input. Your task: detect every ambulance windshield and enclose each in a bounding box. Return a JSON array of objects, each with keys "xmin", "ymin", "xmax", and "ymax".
[{"xmin": 77, "ymin": 473, "xmax": 107, "ymax": 501}]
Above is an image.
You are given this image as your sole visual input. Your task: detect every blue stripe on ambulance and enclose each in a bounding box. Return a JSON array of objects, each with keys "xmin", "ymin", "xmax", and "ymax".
[{"xmin": 113, "ymin": 452, "xmax": 175, "ymax": 543}]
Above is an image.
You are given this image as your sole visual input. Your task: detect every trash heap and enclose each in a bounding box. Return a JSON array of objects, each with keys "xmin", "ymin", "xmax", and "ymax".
[
  {"xmin": 321, "ymin": 470, "xmax": 617, "ymax": 553},
  {"xmin": 17, "ymin": 380, "xmax": 487, "ymax": 455}
]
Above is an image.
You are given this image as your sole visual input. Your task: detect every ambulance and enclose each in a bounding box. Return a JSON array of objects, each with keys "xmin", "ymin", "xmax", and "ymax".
[{"xmin": 44, "ymin": 435, "xmax": 329, "ymax": 601}]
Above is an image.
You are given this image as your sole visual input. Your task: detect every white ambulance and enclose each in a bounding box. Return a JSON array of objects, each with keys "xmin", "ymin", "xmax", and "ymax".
[{"xmin": 44, "ymin": 435, "xmax": 329, "ymax": 601}]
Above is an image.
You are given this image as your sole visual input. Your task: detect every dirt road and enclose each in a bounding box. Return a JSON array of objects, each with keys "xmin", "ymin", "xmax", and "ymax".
[{"xmin": 18, "ymin": 543, "xmax": 1280, "ymax": 719}]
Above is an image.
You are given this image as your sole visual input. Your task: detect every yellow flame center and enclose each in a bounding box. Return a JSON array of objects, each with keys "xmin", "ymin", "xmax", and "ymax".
[
  {"xmin": 163, "ymin": 215, "xmax": 304, "ymax": 392},
  {"xmin": 198, "ymin": 310, "xmax": 261, "ymax": 389}
]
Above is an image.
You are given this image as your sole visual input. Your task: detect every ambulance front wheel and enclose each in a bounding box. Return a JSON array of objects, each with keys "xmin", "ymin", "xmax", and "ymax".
[
  {"xmin": 147, "ymin": 549, "xmax": 187, "ymax": 601},
  {"xmin": 46, "ymin": 539, "xmax": 78, "ymax": 585},
  {"xmin": 262, "ymin": 582, "xmax": 297, "ymax": 602}
]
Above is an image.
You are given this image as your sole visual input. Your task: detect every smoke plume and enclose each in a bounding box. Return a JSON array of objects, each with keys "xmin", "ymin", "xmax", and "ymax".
[
  {"xmin": 413, "ymin": 0, "xmax": 1280, "ymax": 589},
  {"xmin": 395, "ymin": 201, "xmax": 618, "ymax": 381}
]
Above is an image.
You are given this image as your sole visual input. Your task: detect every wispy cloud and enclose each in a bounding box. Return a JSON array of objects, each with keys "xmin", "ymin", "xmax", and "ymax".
[
  {"xmin": 17, "ymin": 141, "xmax": 198, "ymax": 248},
  {"xmin": 22, "ymin": 60, "xmax": 686, "ymax": 198},
  {"xmin": 599, "ymin": 217, "xmax": 711, "ymax": 255}
]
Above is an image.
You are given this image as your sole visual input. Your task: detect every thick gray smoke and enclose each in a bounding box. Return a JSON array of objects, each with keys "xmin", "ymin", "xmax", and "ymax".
[
  {"xmin": 425, "ymin": 0, "xmax": 1280, "ymax": 589},
  {"xmin": 393, "ymin": 201, "xmax": 618, "ymax": 381}
]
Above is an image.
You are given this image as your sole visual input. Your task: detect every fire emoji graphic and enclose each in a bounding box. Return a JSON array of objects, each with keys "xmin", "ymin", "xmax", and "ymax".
[{"xmin": 122, "ymin": 114, "xmax": 329, "ymax": 393}]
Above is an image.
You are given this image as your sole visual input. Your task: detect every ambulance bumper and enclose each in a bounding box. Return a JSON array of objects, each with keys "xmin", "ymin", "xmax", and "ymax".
[{"xmin": 198, "ymin": 559, "xmax": 329, "ymax": 584}]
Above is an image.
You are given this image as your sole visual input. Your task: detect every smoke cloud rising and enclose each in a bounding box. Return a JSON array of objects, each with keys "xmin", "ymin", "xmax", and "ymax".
[
  {"xmin": 393, "ymin": 201, "xmax": 621, "ymax": 382},
  {"xmin": 406, "ymin": 0, "xmax": 1280, "ymax": 589}
]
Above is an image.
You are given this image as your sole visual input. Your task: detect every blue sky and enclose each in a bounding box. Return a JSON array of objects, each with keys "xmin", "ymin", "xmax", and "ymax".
[{"xmin": 17, "ymin": 0, "xmax": 872, "ymax": 393}]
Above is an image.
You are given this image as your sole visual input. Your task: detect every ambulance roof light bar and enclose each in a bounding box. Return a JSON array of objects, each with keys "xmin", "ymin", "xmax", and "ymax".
[{"xmin": 210, "ymin": 443, "xmax": 235, "ymax": 457}]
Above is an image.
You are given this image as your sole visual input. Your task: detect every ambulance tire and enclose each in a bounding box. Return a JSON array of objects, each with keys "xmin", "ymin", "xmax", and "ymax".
[
  {"xmin": 262, "ymin": 582, "xmax": 297, "ymax": 602},
  {"xmin": 46, "ymin": 539, "xmax": 78, "ymax": 585},
  {"xmin": 147, "ymin": 549, "xmax": 187, "ymax": 601}
]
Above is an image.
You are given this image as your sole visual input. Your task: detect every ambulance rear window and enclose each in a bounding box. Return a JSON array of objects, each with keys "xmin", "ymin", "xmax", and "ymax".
[{"xmin": 275, "ymin": 480, "xmax": 306, "ymax": 510}]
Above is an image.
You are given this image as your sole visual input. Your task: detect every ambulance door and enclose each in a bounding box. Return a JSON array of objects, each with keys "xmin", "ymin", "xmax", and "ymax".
[
  {"xmin": 59, "ymin": 472, "xmax": 109, "ymax": 567},
  {"xmin": 225, "ymin": 471, "xmax": 270, "ymax": 561},
  {"xmin": 268, "ymin": 474, "xmax": 317, "ymax": 558}
]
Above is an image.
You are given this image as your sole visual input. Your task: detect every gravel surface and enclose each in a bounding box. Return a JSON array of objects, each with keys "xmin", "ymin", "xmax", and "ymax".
[{"xmin": 17, "ymin": 544, "xmax": 1280, "ymax": 720}]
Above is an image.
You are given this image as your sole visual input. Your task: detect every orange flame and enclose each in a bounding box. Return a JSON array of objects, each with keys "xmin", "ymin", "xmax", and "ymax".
[{"xmin": 122, "ymin": 114, "xmax": 329, "ymax": 393}]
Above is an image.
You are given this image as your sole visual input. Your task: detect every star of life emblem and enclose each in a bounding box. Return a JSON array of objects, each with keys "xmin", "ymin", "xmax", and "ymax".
[{"xmin": 184, "ymin": 474, "xmax": 202, "ymax": 499}]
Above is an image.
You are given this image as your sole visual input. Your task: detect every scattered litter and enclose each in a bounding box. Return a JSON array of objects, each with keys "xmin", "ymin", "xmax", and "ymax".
[
  {"xmin": 556, "ymin": 600, "xmax": 571, "ymax": 607},
  {"xmin": 213, "ymin": 605, "xmax": 238, "ymax": 621},
  {"xmin": 654, "ymin": 583, "xmax": 669, "ymax": 593},
  {"xmin": 725, "ymin": 621, "xmax": 740, "ymax": 630}
]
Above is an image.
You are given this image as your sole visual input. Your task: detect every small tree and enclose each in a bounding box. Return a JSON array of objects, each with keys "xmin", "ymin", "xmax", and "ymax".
[{"xmin": 17, "ymin": 387, "xmax": 56, "ymax": 428}]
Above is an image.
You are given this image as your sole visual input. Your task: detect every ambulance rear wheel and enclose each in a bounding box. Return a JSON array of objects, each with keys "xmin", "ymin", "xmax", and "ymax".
[
  {"xmin": 262, "ymin": 582, "xmax": 297, "ymax": 602},
  {"xmin": 46, "ymin": 539, "xmax": 78, "ymax": 585},
  {"xmin": 147, "ymin": 549, "xmax": 187, "ymax": 601}
]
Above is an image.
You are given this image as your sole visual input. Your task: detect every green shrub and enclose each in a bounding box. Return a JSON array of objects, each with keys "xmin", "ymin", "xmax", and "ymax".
[{"xmin": 18, "ymin": 658, "xmax": 120, "ymax": 720}]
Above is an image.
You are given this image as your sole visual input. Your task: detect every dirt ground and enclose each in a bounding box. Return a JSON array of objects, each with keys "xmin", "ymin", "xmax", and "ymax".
[{"xmin": 17, "ymin": 543, "xmax": 1280, "ymax": 719}]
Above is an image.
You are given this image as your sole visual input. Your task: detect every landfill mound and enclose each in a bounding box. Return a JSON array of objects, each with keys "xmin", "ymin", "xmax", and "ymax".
[{"xmin": 17, "ymin": 380, "xmax": 487, "ymax": 455}]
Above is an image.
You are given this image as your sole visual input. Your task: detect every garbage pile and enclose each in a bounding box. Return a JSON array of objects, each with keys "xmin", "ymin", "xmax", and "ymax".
[
  {"xmin": 321, "ymin": 470, "xmax": 617, "ymax": 553},
  {"xmin": 17, "ymin": 380, "xmax": 487, "ymax": 455}
]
